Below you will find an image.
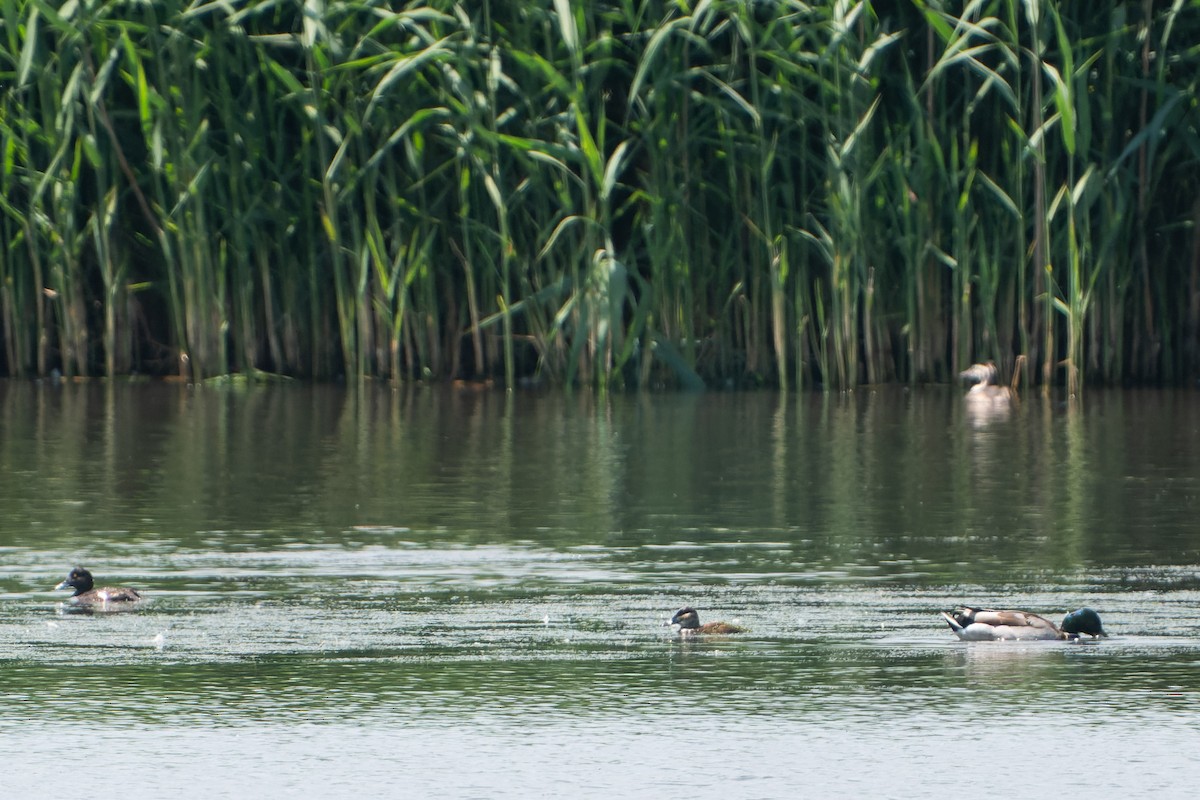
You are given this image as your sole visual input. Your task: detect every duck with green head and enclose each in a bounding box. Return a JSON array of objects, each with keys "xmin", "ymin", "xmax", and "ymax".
[{"xmin": 942, "ymin": 606, "xmax": 1106, "ymax": 641}]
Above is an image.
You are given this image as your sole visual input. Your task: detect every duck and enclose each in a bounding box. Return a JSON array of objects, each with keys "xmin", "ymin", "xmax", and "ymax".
[
  {"xmin": 941, "ymin": 606, "xmax": 1106, "ymax": 641},
  {"xmin": 55, "ymin": 567, "xmax": 142, "ymax": 606},
  {"xmin": 959, "ymin": 355, "xmax": 1025, "ymax": 407},
  {"xmin": 959, "ymin": 361, "xmax": 1014, "ymax": 406},
  {"xmin": 670, "ymin": 607, "xmax": 746, "ymax": 636}
]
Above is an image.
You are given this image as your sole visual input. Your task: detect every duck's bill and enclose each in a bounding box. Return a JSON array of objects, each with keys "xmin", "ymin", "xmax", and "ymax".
[{"xmin": 54, "ymin": 580, "xmax": 70, "ymax": 591}]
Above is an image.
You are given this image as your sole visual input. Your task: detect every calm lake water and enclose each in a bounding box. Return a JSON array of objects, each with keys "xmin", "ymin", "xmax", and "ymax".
[{"xmin": 2, "ymin": 381, "xmax": 1199, "ymax": 797}]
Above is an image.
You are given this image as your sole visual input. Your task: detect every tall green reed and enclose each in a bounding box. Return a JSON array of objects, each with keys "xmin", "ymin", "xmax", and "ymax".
[{"xmin": 0, "ymin": 0, "xmax": 1197, "ymax": 390}]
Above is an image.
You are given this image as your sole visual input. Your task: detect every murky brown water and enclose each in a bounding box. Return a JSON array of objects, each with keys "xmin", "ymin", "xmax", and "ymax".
[{"xmin": 2, "ymin": 383, "xmax": 1199, "ymax": 797}]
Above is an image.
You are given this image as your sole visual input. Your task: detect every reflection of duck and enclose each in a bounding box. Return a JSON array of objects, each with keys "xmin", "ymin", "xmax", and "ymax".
[
  {"xmin": 941, "ymin": 606, "xmax": 1106, "ymax": 641},
  {"xmin": 55, "ymin": 567, "xmax": 142, "ymax": 607},
  {"xmin": 670, "ymin": 607, "xmax": 745, "ymax": 636}
]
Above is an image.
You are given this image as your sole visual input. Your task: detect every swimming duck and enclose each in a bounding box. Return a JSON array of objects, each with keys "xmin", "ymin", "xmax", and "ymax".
[
  {"xmin": 959, "ymin": 361, "xmax": 1015, "ymax": 405},
  {"xmin": 942, "ymin": 606, "xmax": 1106, "ymax": 641},
  {"xmin": 55, "ymin": 567, "xmax": 142, "ymax": 606},
  {"xmin": 670, "ymin": 607, "xmax": 745, "ymax": 636}
]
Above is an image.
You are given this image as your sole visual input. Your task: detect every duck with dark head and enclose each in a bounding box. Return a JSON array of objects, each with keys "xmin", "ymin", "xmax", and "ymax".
[
  {"xmin": 941, "ymin": 605, "xmax": 1106, "ymax": 641},
  {"xmin": 670, "ymin": 607, "xmax": 746, "ymax": 636},
  {"xmin": 55, "ymin": 567, "xmax": 143, "ymax": 608}
]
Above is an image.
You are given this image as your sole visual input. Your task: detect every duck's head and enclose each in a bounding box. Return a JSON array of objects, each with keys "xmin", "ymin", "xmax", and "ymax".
[
  {"xmin": 55, "ymin": 567, "xmax": 94, "ymax": 596},
  {"xmin": 670, "ymin": 607, "xmax": 701, "ymax": 631},
  {"xmin": 1060, "ymin": 607, "xmax": 1106, "ymax": 638},
  {"xmin": 960, "ymin": 362, "xmax": 999, "ymax": 386}
]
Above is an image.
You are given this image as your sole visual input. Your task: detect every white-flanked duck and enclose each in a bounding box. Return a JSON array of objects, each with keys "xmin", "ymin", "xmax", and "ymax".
[
  {"xmin": 55, "ymin": 567, "xmax": 143, "ymax": 608},
  {"xmin": 942, "ymin": 606, "xmax": 1106, "ymax": 641},
  {"xmin": 670, "ymin": 607, "xmax": 746, "ymax": 636}
]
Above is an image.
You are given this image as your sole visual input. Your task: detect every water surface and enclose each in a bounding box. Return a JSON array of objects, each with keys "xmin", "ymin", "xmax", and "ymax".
[{"xmin": 2, "ymin": 383, "xmax": 1199, "ymax": 797}]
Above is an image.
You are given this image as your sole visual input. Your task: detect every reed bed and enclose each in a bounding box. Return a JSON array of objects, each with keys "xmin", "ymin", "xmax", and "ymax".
[{"xmin": 0, "ymin": 0, "xmax": 1196, "ymax": 390}]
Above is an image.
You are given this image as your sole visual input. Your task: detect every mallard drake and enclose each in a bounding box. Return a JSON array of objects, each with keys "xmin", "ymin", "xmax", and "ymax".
[
  {"xmin": 55, "ymin": 567, "xmax": 142, "ymax": 607},
  {"xmin": 942, "ymin": 606, "xmax": 1106, "ymax": 641},
  {"xmin": 670, "ymin": 607, "xmax": 746, "ymax": 636}
]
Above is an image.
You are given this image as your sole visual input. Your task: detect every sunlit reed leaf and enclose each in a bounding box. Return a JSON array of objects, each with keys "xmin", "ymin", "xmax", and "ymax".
[
  {"xmin": 16, "ymin": 6, "xmax": 39, "ymax": 88},
  {"xmin": 552, "ymin": 0, "xmax": 579, "ymax": 58},
  {"xmin": 599, "ymin": 140, "xmax": 629, "ymax": 204},
  {"xmin": 364, "ymin": 38, "xmax": 453, "ymax": 122}
]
